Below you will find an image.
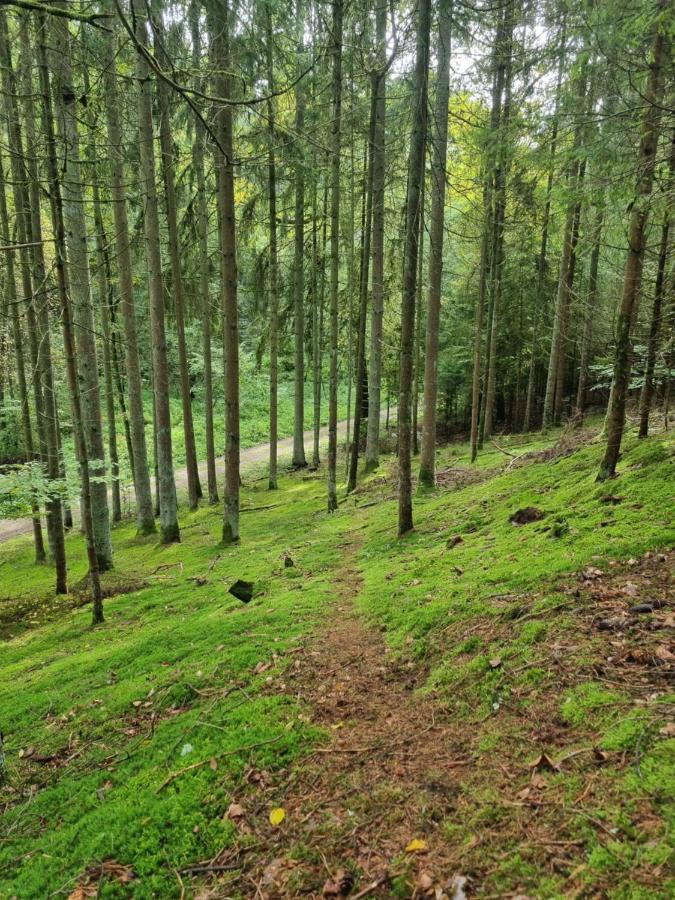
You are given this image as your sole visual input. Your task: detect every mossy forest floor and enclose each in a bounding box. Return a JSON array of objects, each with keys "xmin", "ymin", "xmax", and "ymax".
[{"xmin": 0, "ymin": 419, "xmax": 673, "ymax": 898}]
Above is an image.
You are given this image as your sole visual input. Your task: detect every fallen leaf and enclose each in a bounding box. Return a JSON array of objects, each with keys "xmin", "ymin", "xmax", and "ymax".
[
  {"xmin": 269, "ymin": 806, "xmax": 286, "ymax": 826},
  {"xmin": 209, "ymin": 758, "xmax": 218, "ymax": 771},
  {"xmin": 322, "ymin": 869, "xmax": 354, "ymax": 897},
  {"xmin": 528, "ymin": 752, "xmax": 560, "ymax": 772},
  {"xmin": 227, "ymin": 803, "xmax": 245, "ymax": 819},
  {"xmin": 489, "ymin": 657, "xmax": 502, "ymax": 669},
  {"xmin": 417, "ymin": 872, "xmax": 434, "ymax": 891},
  {"xmin": 405, "ymin": 838, "xmax": 428, "ymax": 853},
  {"xmin": 655, "ymin": 644, "xmax": 675, "ymax": 663},
  {"xmin": 659, "ymin": 723, "xmax": 675, "ymax": 737}
]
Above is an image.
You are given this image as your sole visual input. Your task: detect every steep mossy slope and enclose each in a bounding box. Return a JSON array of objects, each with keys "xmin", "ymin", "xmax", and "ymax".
[{"xmin": 0, "ymin": 423, "xmax": 672, "ymax": 897}]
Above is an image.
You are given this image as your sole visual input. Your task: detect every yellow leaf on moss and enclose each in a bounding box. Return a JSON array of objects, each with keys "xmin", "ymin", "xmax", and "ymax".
[
  {"xmin": 269, "ymin": 807, "xmax": 286, "ymax": 826},
  {"xmin": 405, "ymin": 838, "xmax": 428, "ymax": 853}
]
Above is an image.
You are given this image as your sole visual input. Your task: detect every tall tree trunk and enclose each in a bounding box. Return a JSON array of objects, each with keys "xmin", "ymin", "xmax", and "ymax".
[
  {"xmin": 19, "ymin": 17, "xmax": 67, "ymax": 583},
  {"xmin": 82, "ymin": 58, "xmax": 122, "ymax": 524},
  {"xmin": 292, "ymin": 0, "xmax": 307, "ymax": 468},
  {"xmin": 37, "ymin": 12, "xmax": 103, "ymax": 623},
  {"xmin": 327, "ymin": 0, "xmax": 343, "ymax": 512},
  {"xmin": 131, "ymin": 0, "xmax": 179, "ymax": 542},
  {"xmin": 419, "ymin": 0, "xmax": 452, "ymax": 486},
  {"xmin": 638, "ymin": 127, "xmax": 674, "ymax": 437},
  {"xmin": 0, "ymin": 15, "xmax": 46, "ymax": 563},
  {"xmin": 598, "ymin": 5, "xmax": 667, "ymax": 479},
  {"xmin": 189, "ymin": 0, "xmax": 218, "ymax": 504},
  {"xmin": 481, "ymin": 1, "xmax": 515, "ymax": 442},
  {"xmin": 208, "ymin": 0, "xmax": 240, "ymax": 543},
  {"xmin": 91, "ymin": 174, "xmax": 122, "ymax": 523},
  {"xmin": 412, "ymin": 175, "xmax": 425, "ymax": 456},
  {"xmin": 542, "ymin": 70, "xmax": 589, "ymax": 429},
  {"xmin": 310, "ymin": 168, "xmax": 319, "ymax": 468},
  {"xmin": 314, "ymin": 178, "xmax": 328, "ymax": 468},
  {"xmin": 0, "ymin": 155, "xmax": 45, "ymax": 562},
  {"xmin": 553, "ymin": 161, "xmax": 585, "ymax": 422},
  {"xmin": 364, "ymin": 0, "xmax": 387, "ymax": 473},
  {"xmin": 347, "ymin": 86, "xmax": 376, "ymax": 493},
  {"xmin": 574, "ymin": 203, "xmax": 604, "ymax": 423},
  {"xmin": 522, "ymin": 16, "xmax": 566, "ymax": 432},
  {"xmin": 49, "ymin": 14, "xmax": 113, "ymax": 569},
  {"xmin": 102, "ymin": 11, "xmax": 155, "ymax": 534},
  {"xmin": 152, "ymin": 8, "xmax": 202, "ymax": 510},
  {"xmin": 398, "ymin": 0, "xmax": 431, "ymax": 536},
  {"xmin": 469, "ymin": 182, "xmax": 491, "ymax": 462},
  {"xmin": 470, "ymin": 9, "xmax": 507, "ymax": 462},
  {"xmin": 265, "ymin": 1, "xmax": 280, "ymax": 490}
]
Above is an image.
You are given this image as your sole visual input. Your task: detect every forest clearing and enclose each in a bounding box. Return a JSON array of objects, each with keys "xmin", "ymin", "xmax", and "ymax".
[{"xmin": 0, "ymin": 0, "xmax": 674, "ymax": 897}]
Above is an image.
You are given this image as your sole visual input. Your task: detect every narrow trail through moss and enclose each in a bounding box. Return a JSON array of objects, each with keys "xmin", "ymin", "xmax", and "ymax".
[{"xmin": 198, "ymin": 537, "xmax": 473, "ymax": 898}]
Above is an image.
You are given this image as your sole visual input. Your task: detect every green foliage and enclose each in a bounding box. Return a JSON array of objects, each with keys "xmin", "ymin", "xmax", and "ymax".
[{"xmin": 0, "ymin": 402, "xmax": 24, "ymax": 465}]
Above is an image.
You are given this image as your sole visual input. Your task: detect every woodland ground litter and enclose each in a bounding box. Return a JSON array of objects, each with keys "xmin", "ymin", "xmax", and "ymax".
[{"xmin": 0, "ymin": 421, "xmax": 673, "ymax": 898}]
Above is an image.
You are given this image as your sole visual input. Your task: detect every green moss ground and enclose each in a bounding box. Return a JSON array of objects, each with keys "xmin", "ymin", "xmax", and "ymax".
[{"xmin": 0, "ymin": 421, "xmax": 673, "ymax": 897}]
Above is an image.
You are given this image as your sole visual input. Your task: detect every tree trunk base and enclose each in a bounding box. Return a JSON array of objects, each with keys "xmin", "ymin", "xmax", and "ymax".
[{"xmin": 160, "ymin": 523, "xmax": 181, "ymax": 544}]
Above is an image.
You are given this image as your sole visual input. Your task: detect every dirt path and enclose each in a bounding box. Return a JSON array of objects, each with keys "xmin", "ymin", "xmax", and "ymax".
[
  {"xmin": 196, "ymin": 538, "xmax": 471, "ymax": 899},
  {"xmin": 0, "ymin": 411, "xmax": 394, "ymax": 546}
]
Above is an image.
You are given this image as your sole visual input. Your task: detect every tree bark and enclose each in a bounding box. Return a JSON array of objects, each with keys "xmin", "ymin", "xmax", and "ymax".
[
  {"xmin": 364, "ymin": 0, "xmax": 387, "ymax": 473},
  {"xmin": 522, "ymin": 16, "xmax": 566, "ymax": 432},
  {"xmin": 419, "ymin": 0, "xmax": 452, "ymax": 487},
  {"xmin": 102, "ymin": 10, "xmax": 155, "ymax": 534},
  {"xmin": 398, "ymin": 0, "xmax": 431, "ymax": 536},
  {"xmin": 598, "ymin": 3, "xmax": 667, "ymax": 480},
  {"xmin": 347, "ymin": 84, "xmax": 376, "ymax": 493},
  {"xmin": 542, "ymin": 68, "xmax": 589, "ymax": 429},
  {"xmin": 292, "ymin": 0, "xmax": 307, "ymax": 468},
  {"xmin": 265, "ymin": 1, "xmax": 279, "ymax": 489},
  {"xmin": 91, "ymin": 172, "xmax": 122, "ymax": 523},
  {"xmin": 412, "ymin": 176, "xmax": 425, "ymax": 456},
  {"xmin": 37, "ymin": 11, "xmax": 104, "ymax": 623},
  {"xmin": 638, "ymin": 126, "xmax": 674, "ymax": 437},
  {"xmin": 189, "ymin": 0, "xmax": 218, "ymax": 504},
  {"xmin": 19, "ymin": 16, "xmax": 67, "ymax": 583},
  {"xmin": 0, "ymin": 154, "xmax": 46, "ymax": 563},
  {"xmin": 151, "ymin": 7, "xmax": 202, "ymax": 510},
  {"xmin": 470, "ymin": 9, "xmax": 507, "ymax": 462},
  {"xmin": 327, "ymin": 0, "xmax": 343, "ymax": 513},
  {"xmin": 208, "ymin": 0, "xmax": 240, "ymax": 543},
  {"xmin": 574, "ymin": 203, "xmax": 604, "ymax": 423},
  {"xmin": 481, "ymin": 1, "xmax": 515, "ymax": 442},
  {"xmin": 50, "ymin": 13, "xmax": 113, "ymax": 569},
  {"xmin": 0, "ymin": 13, "xmax": 46, "ymax": 563},
  {"xmin": 131, "ymin": 0, "xmax": 180, "ymax": 542},
  {"xmin": 313, "ymin": 179, "xmax": 328, "ymax": 468}
]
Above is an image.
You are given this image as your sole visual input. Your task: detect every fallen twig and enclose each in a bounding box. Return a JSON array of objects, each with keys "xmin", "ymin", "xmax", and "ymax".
[
  {"xmin": 490, "ymin": 439, "xmax": 518, "ymax": 458},
  {"xmin": 156, "ymin": 735, "xmax": 282, "ymax": 793},
  {"xmin": 150, "ymin": 562, "xmax": 184, "ymax": 576},
  {"xmin": 178, "ymin": 862, "xmax": 241, "ymax": 875},
  {"xmin": 511, "ymin": 600, "xmax": 576, "ymax": 623},
  {"xmin": 207, "ymin": 554, "xmax": 223, "ymax": 572},
  {"xmin": 313, "ymin": 746, "xmax": 374, "ymax": 754},
  {"xmin": 352, "ymin": 872, "xmax": 395, "ymax": 899}
]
